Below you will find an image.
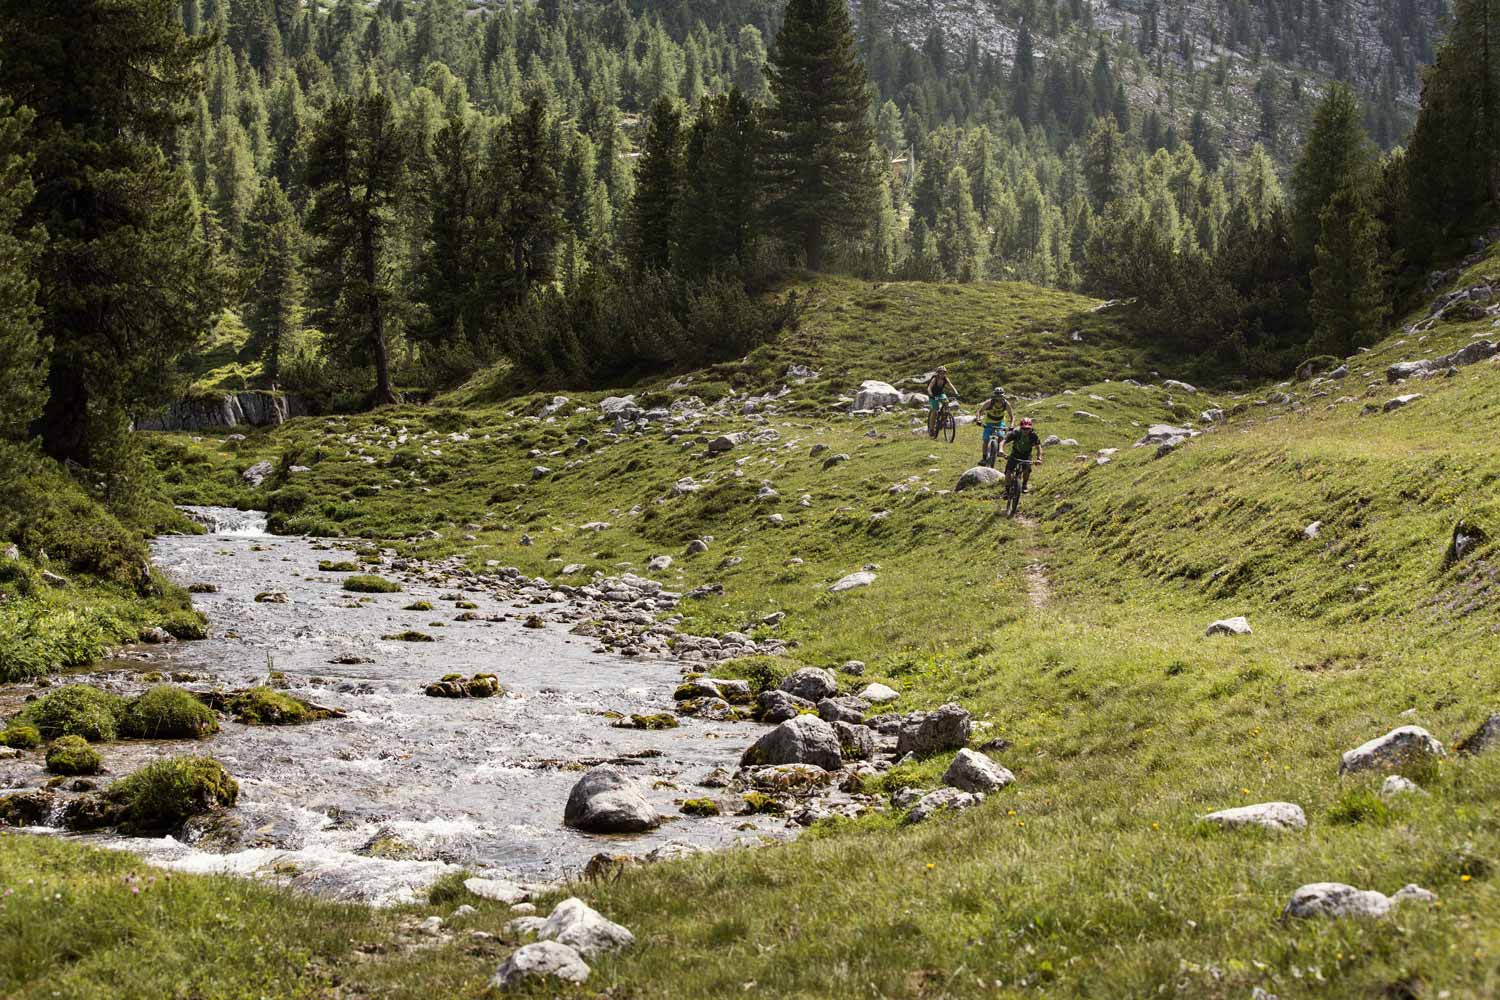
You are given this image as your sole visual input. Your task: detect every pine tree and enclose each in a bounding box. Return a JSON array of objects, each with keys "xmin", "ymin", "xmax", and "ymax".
[
  {"xmin": 241, "ymin": 178, "xmax": 302, "ymax": 385},
  {"xmin": 0, "ymin": 0, "xmax": 223, "ymax": 465},
  {"xmin": 480, "ymin": 96, "xmax": 565, "ymax": 306},
  {"xmin": 626, "ymin": 96, "xmax": 684, "ymax": 272},
  {"xmin": 735, "ymin": 25, "xmax": 770, "ymax": 102},
  {"xmin": 762, "ymin": 0, "xmax": 877, "ymax": 269},
  {"xmin": 1083, "ymin": 117, "xmax": 1126, "ymax": 208},
  {"xmin": 675, "ymin": 89, "xmax": 761, "ymax": 277},
  {"xmin": 1309, "ymin": 185, "xmax": 1387, "ymax": 356},
  {"xmin": 0, "ymin": 101, "xmax": 45, "ymax": 441},
  {"xmin": 304, "ymin": 89, "xmax": 410, "ymax": 406}
]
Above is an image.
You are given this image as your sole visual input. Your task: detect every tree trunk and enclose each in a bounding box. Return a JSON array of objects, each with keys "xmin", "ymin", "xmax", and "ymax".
[
  {"xmin": 804, "ymin": 217, "xmax": 824, "ymax": 271},
  {"xmin": 362, "ymin": 207, "xmax": 397, "ymax": 407},
  {"xmin": 38, "ymin": 357, "xmax": 90, "ymax": 467}
]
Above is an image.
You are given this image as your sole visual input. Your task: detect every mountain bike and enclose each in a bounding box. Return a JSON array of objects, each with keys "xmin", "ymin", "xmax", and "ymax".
[
  {"xmin": 1002, "ymin": 458, "xmax": 1034, "ymax": 518},
  {"xmin": 981, "ymin": 424, "xmax": 1008, "ymax": 467},
  {"xmin": 930, "ymin": 397, "xmax": 959, "ymax": 442}
]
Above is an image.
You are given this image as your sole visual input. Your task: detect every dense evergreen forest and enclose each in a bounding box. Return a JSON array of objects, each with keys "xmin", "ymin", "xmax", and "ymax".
[{"xmin": 0, "ymin": 0, "xmax": 1497, "ymax": 498}]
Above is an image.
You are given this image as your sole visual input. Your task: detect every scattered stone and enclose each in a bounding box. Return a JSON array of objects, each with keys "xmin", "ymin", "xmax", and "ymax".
[
  {"xmin": 489, "ymin": 941, "xmax": 590, "ymax": 990},
  {"xmin": 851, "ymin": 380, "xmax": 904, "ymax": 411},
  {"xmin": 829, "ymin": 571, "xmax": 876, "ymax": 593},
  {"xmin": 840, "ymin": 660, "xmax": 865, "ymax": 675},
  {"xmin": 779, "ymin": 667, "xmax": 838, "ymax": 702},
  {"xmin": 1339, "ymin": 726, "xmax": 1445, "ymax": 775},
  {"xmin": 647, "ymin": 555, "xmax": 673, "ymax": 572},
  {"xmin": 536, "ymin": 897, "xmax": 635, "ymax": 958},
  {"xmin": 1162, "ymin": 379, "xmax": 1197, "ymax": 394},
  {"xmin": 756, "ymin": 689, "xmax": 815, "ymax": 723},
  {"xmin": 859, "ymin": 683, "xmax": 900, "ymax": 704},
  {"xmin": 896, "ymin": 703, "xmax": 972, "ymax": 757},
  {"xmin": 833, "ymin": 721, "xmax": 876, "ymax": 761},
  {"xmin": 1204, "ymin": 616, "xmax": 1251, "ymax": 637},
  {"xmin": 1200, "ymin": 802, "xmax": 1306, "ymax": 832},
  {"xmin": 254, "ymin": 591, "xmax": 289, "ymax": 604},
  {"xmin": 740, "ymin": 715, "xmax": 843, "ymax": 771},
  {"xmin": 242, "ymin": 460, "xmax": 274, "ymax": 486},
  {"xmin": 1382, "ymin": 393, "xmax": 1423, "ymax": 412},
  {"xmin": 816, "ymin": 696, "xmax": 867, "ymax": 725},
  {"xmin": 1458, "ymin": 713, "xmax": 1500, "ymax": 755},
  {"xmin": 685, "ymin": 539, "xmax": 710, "ymax": 555},
  {"xmin": 943, "ymin": 748, "xmax": 1014, "ymax": 793},
  {"xmin": 416, "ymin": 915, "xmax": 444, "ymax": 936},
  {"xmin": 906, "ymin": 786, "xmax": 981, "ymax": 824},
  {"xmin": 955, "ymin": 466, "xmax": 1003, "ymax": 491},
  {"xmin": 821, "ymin": 453, "xmax": 850, "ymax": 471},
  {"xmin": 1282, "ymin": 882, "xmax": 1436, "ymax": 920},
  {"xmin": 464, "ymin": 877, "xmax": 528, "ymax": 904},
  {"xmin": 563, "ymin": 766, "xmax": 660, "ymax": 833},
  {"xmin": 1302, "ymin": 521, "xmax": 1322, "ymax": 540},
  {"xmin": 1381, "ymin": 775, "xmax": 1425, "ymax": 798}
]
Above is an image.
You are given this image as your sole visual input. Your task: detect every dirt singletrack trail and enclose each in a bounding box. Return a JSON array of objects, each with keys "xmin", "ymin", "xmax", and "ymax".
[{"xmin": 1012, "ymin": 513, "xmax": 1054, "ymax": 609}]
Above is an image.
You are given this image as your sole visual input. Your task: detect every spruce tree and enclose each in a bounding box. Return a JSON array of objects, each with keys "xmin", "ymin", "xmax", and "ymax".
[
  {"xmin": 0, "ymin": 101, "xmax": 44, "ymax": 442},
  {"xmin": 675, "ymin": 89, "xmax": 761, "ymax": 277},
  {"xmin": 1291, "ymin": 83, "xmax": 1374, "ymax": 259},
  {"xmin": 479, "ymin": 96, "xmax": 564, "ymax": 307},
  {"xmin": 626, "ymin": 97, "xmax": 684, "ymax": 272},
  {"xmin": 1309, "ymin": 186, "xmax": 1388, "ymax": 357},
  {"xmin": 241, "ymin": 178, "xmax": 302, "ymax": 385},
  {"xmin": 761, "ymin": 0, "xmax": 877, "ymax": 270},
  {"xmin": 304, "ymin": 89, "xmax": 410, "ymax": 406},
  {"xmin": 0, "ymin": 0, "xmax": 223, "ymax": 465},
  {"xmin": 413, "ymin": 110, "xmax": 481, "ymax": 346}
]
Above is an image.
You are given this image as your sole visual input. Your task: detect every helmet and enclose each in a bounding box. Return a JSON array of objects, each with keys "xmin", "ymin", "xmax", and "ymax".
[
  {"xmin": 991, "ymin": 386, "xmax": 1005, "ymax": 398},
  {"xmin": 935, "ymin": 365, "xmax": 947, "ymax": 374},
  {"xmin": 1020, "ymin": 417, "xmax": 1034, "ymax": 428}
]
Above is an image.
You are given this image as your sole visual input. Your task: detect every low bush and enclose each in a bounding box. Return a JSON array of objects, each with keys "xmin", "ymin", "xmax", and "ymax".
[
  {"xmin": 18, "ymin": 685, "xmax": 126, "ymax": 742},
  {"xmin": 342, "ymin": 575, "xmax": 401, "ymax": 593},
  {"xmin": 106, "ymin": 756, "xmax": 238, "ymax": 833},
  {"xmin": 120, "ymin": 686, "xmax": 219, "ymax": 740},
  {"xmin": 45, "ymin": 735, "xmax": 102, "ymax": 776}
]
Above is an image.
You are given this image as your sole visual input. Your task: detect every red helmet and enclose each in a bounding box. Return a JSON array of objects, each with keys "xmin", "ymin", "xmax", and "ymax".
[{"xmin": 1020, "ymin": 418, "xmax": 1034, "ymax": 429}]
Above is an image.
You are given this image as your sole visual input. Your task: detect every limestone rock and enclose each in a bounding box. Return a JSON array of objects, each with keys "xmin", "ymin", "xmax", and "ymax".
[
  {"xmin": 563, "ymin": 766, "xmax": 660, "ymax": 833},
  {"xmin": 906, "ymin": 786, "xmax": 981, "ymax": 824},
  {"xmin": 242, "ymin": 460, "xmax": 274, "ymax": 486},
  {"xmin": 1204, "ymin": 616, "xmax": 1252, "ymax": 637},
  {"xmin": 756, "ymin": 689, "xmax": 814, "ymax": 723},
  {"xmin": 779, "ymin": 667, "xmax": 838, "ymax": 702},
  {"xmin": 1457, "ymin": 713, "xmax": 1500, "ymax": 755},
  {"xmin": 829, "ymin": 571, "xmax": 876, "ymax": 593},
  {"xmin": 1381, "ymin": 775, "xmax": 1425, "ymax": 798},
  {"xmin": 833, "ymin": 721, "xmax": 876, "ymax": 761},
  {"xmin": 537, "ymin": 898, "xmax": 635, "ymax": 958},
  {"xmin": 896, "ymin": 703, "xmax": 972, "ymax": 757},
  {"xmin": 955, "ymin": 466, "xmax": 1003, "ymax": 491},
  {"xmin": 1339, "ymin": 726, "xmax": 1444, "ymax": 775},
  {"xmin": 464, "ymin": 877, "xmax": 528, "ymax": 904},
  {"xmin": 1200, "ymin": 801, "xmax": 1306, "ymax": 832},
  {"xmin": 943, "ymin": 748, "xmax": 1014, "ymax": 793},
  {"xmin": 859, "ymin": 683, "xmax": 900, "ymax": 704},
  {"xmin": 740, "ymin": 715, "xmax": 843, "ymax": 771},
  {"xmin": 489, "ymin": 941, "xmax": 590, "ymax": 990},
  {"xmin": 1282, "ymin": 882, "xmax": 1436, "ymax": 920},
  {"xmin": 851, "ymin": 380, "xmax": 904, "ymax": 411}
]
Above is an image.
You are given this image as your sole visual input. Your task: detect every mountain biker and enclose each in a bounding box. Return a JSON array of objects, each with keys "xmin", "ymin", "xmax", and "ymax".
[
  {"xmin": 1003, "ymin": 417, "xmax": 1043, "ymax": 491},
  {"xmin": 974, "ymin": 386, "xmax": 1016, "ymax": 465},
  {"xmin": 926, "ymin": 366, "xmax": 959, "ymax": 436}
]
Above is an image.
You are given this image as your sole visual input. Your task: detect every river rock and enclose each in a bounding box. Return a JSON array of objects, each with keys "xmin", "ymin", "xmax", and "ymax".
[
  {"xmin": 906, "ymin": 787, "xmax": 981, "ymax": 824},
  {"xmin": 943, "ymin": 749, "xmax": 1014, "ymax": 793},
  {"xmin": 1282, "ymin": 882, "xmax": 1435, "ymax": 920},
  {"xmin": 1339, "ymin": 726, "xmax": 1445, "ymax": 775},
  {"xmin": 833, "ymin": 721, "xmax": 876, "ymax": 761},
  {"xmin": 779, "ymin": 667, "xmax": 838, "ymax": 702},
  {"xmin": 1200, "ymin": 802, "xmax": 1306, "ymax": 832},
  {"xmin": 1204, "ymin": 616, "xmax": 1251, "ymax": 636},
  {"xmin": 242, "ymin": 460, "xmax": 274, "ymax": 486},
  {"xmin": 537, "ymin": 898, "xmax": 635, "ymax": 958},
  {"xmin": 740, "ymin": 715, "xmax": 843, "ymax": 771},
  {"xmin": 563, "ymin": 766, "xmax": 660, "ymax": 833},
  {"xmin": 896, "ymin": 703, "xmax": 972, "ymax": 756},
  {"xmin": 757, "ymin": 689, "xmax": 815, "ymax": 723},
  {"xmin": 955, "ymin": 466, "xmax": 1003, "ymax": 491},
  {"xmin": 816, "ymin": 696, "xmax": 868, "ymax": 725},
  {"xmin": 829, "ymin": 571, "xmax": 876, "ymax": 593},
  {"xmin": 490, "ymin": 941, "xmax": 590, "ymax": 990},
  {"xmin": 465, "ymin": 877, "xmax": 528, "ymax": 904},
  {"xmin": 859, "ymin": 683, "xmax": 900, "ymax": 704}
]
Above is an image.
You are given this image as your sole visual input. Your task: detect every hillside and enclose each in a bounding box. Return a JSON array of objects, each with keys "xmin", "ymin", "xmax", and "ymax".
[{"xmin": 0, "ymin": 268, "xmax": 1482, "ymax": 996}]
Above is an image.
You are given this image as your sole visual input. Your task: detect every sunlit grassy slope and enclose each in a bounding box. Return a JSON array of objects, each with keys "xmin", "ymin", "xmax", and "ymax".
[{"xmin": 17, "ymin": 268, "xmax": 1500, "ymax": 998}]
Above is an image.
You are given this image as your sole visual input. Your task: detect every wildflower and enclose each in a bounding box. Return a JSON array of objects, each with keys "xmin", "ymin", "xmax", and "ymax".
[
  {"xmin": 926, "ymin": 863, "xmax": 935, "ymax": 870},
  {"xmin": 1151, "ymin": 822, "xmax": 1160, "ymax": 830},
  {"xmin": 1462, "ymin": 874, "xmax": 1472, "ymax": 882},
  {"xmin": 1241, "ymin": 787, "xmax": 1251, "ymax": 795}
]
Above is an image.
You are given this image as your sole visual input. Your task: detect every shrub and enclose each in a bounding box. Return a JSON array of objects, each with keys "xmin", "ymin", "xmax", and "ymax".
[
  {"xmin": 220, "ymin": 687, "xmax": 324, "ymax": 726},
  {"xmin": 45, "ymin": 735, "xmax": 102, "ymax": 775},
  {"xmin": 18, "ymin": 685, "xmax": 126, "ymax": 742},
  {"xmin": 106, "ymin": 756, "xmax": 238, "ymax": 832},
  {"xmin": 318, "ymin": 560, "xmax": 358, "ymax": 572},
  {"xmin": 159, "ymin": 610, "xmax": 208, "ymax": 641},
  {"xmin": 342, "ymin": 574, "xmax": 401, "ymax": 593},
  {"xmin": 120, "ymin": 686, "xmax": 220, "ymax": 740}
]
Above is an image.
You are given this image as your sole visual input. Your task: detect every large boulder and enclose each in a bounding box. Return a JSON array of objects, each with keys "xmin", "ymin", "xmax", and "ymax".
[
  {"xmin": 489, "ymin": 941, "xmax": 590, "ymax": 991},
  {"xmin": 1282, "ymin": 882, "xmax": 1435, "ymax": 920},
  {"xmin": 833, "ymin": 721, "xmax": 876, "ymax": 761},
  {"xmin": 1458, "ymin": 713, "xmax": 1500, "ymax": 755},
  {"xmin": 829, "ymin": 571, "xmax": 876, "ymax": 593},
  {"xmin": 242, "ymin": 460, "xmax": 274, "ymax": 486},
  {"xmin": 943, "ymin": 748, "xmax": 1014, "ymax": 793},
  {"xmin": 905, "ymin": 787, "xmax": 981, "ymax": 824},
  {"xmin": 740, "ymin": 715, "xmax": 843, "ymax": 771},
  {"xmin": 1204, "ymin": 616, "xmax": 1252, "ymax": 637},
  {"xmin": 599, "ymin": 396, "xmax": 641, "ymax": 420},
  {"xmin": 537, "ymin": 898, "xmax": 635, "ymax": 958},
  {"xmin": 896, "ymin": 703, "xmax": 972, "ymax": 757},
  {"xmin": 1339, "ymin": 726, "xmax": 1445, "ymax": 775},
  {"xmin": 816, "ymin": 696, "xmax": 868, "ymax": 725},
  {"xmin": 1200, "ymin": 802, "xmax": 1306, "ymax": 832},
  {"xmin": 563, "ymin": 766, "xmax": 660, "ymax": 833},
  {"xmin": 757, "ymin": 689, "xmax": 815, "ymax": 723},
  {"xmin": 779, "ymin": 667, "xmax": 838, "ymax": 702},
  {"xmin": 955, "ymin": 466, "xmax": 1003, "ymax": 492},
  {"xmin": 851, "ymin": 380, "xmax": 904, "ymax": 411}
]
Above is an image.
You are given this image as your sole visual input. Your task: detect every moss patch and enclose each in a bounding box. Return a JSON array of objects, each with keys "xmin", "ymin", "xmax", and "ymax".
[
  {"xmin": 200, "ymin": 687, "xmax": 338, "ymax": 726},
  {"xmin": 106, "ymin": 756, "xmax": 238, "ymax": 833},
  {"xmin": 342, "ymin": 575, "xmax": 401, "ymax": 593},
  {"xmin": 45, "ymin": 735, "xmax": 102, "ymax": 776},
  {"xmin": 17, "ymin": 685, "xmax": 126, "ymax": 742},
  {"xmin": 680, "ymin": 798, "xmax": 721, "ymax": 816},
  {"xmin": 0, "ymin": 724, "xmax": 40, "ymax": 750},
  {"xmin": 121, "ymin": 686, "xmax": 220, "ymax": 740}
]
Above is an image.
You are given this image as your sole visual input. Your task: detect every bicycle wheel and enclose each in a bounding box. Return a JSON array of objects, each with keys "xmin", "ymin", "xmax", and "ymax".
[
  {"xmin": 1006, "ymin": 473, "xmax": 1021, "ymax": 517},
  {"xmin": 942, "ymin": 413, "xmax": 956, "ymax": 443}
]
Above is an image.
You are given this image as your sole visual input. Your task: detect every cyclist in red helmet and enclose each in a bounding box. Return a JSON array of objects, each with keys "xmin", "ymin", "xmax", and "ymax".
[{"xmin": 1002, "ymin": 417, "xmax": 1043, "ymax": 491}]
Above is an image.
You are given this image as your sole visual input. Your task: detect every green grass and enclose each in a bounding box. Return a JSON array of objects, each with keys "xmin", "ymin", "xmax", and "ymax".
[
  {"xmin": 341, "ymin": 574, "xmax": 401, "ymax": 593},
  {"xmin": 14, "ymin": 272, "xmax": 1500, "ymax": 997}
]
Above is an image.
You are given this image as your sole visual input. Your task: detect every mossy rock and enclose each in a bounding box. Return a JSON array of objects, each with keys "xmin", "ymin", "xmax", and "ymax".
[
  {"xmin": 383, "ymin": 630, "xmax": 434, "ymax": 642},
  {"xmin": 424, "ymin": 674, "xmax": 503, "ymax": 698},
  {"xmin": 17, "ymin": 685, "xmax": 126, "ymax": 742},
  {"xmin": 403, "ymin": 601, "xmax": 434, "ymax": 611},
  {"xmin": 0, "ymin": 725, "xmax": 41, "ymax": 750},
  {"xmin": 0, "ymin": 790, "xmax": 59, "ymax": 827},
  {"xmin": 453, "ymin": 600, "xmax": 479, "ymax": 610},
  {"xmin": 121, "ymin": 686, "xmax": 220, "ymax": 740},
  {"xmin": 680, "ymin": 798, "xmax": 721, "ymax": 816},
  {"xmin": 615, "ymin": 713, "xmax": 680, "ymax": 730},
  {"xmin": 318, "ymin": 560, "xmax": 359, "ymax": 572},
  {"xmin": 106, "ymin": 756, "xmax": 238, "ymax": 833},
  {"xmin": 201, "ymin": 687, "xmax": 338, "ymax": 726},
  {"xmin": 45, "ymin": 735, "xmax": 102, "ymax": 776},
  {"xmin": 343, "ymin": 574, "xmax": 401, "ymax": 593},
  {"xmin": 739, "ymin": 792, "xmax": 785, "ymax": 815},
  {"xmin": 160, "ymin": 610, "xmax": 209, "ymax": 641}
]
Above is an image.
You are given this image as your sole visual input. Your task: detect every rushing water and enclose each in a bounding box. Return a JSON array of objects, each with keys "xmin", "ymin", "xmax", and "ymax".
[{"xmin": 39, "ymin": 508, "xmax": 778, "ymax": 904}]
